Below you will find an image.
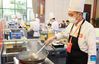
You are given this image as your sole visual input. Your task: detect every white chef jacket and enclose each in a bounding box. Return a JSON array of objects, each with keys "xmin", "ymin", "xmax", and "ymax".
[
  {"xmin": 30, "ymin": 20, "xmax": 40, "ymax": 37},
  {"xmin": 51, "ymin": 20, "xmax": 59, "ymax": 32},
  {"xmin": 55, "ymin": 20, "xmax": 96, "ymax": 64}
]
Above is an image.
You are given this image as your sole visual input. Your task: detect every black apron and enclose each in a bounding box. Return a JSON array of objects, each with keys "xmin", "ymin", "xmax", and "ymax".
[{"xmin": 66, "ymin": 20, "xmax": 88, "ymax": 64}]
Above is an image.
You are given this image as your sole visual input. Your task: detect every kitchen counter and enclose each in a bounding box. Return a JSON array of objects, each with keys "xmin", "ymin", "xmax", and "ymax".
[{"xmin": 1, "ymin": 39, "xmax": 55, "ymax": 64}]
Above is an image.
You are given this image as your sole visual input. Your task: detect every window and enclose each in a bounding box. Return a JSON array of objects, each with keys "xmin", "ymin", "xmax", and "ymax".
[
  {"xmin": 0, "ymin": 0, "xmax": 3, "ymax": 19},
  {"xmin": 27, "ymin": 0, "xmax": 34, "ymax": 21},
  {"xmin": 3, "ymin": 9, "xmax": 14, "ymax": 15},
  {"xmin": 27, "ymin": 0, "xmax": 32, "ymax": 8},
  {"xmin": 0, "ymin": 9, "xmax": 2, "ymax": 18},
  {"xmin": 15, "ymin": 0, "xmax": 26, "ymax": 9},
  {"xmin": 0, "ymin": 0, "xmax": 34, "ymax": 21},
  {"xmin": 16, "ymin": 9, "xmax": 26, "ymax": 15},
  {"xmin": 16, "ymin": 9, "xmax": 27, "ymax": 20},
  {"xmin": 27, "ymin": 9, "xmax": 34, "ymax": 21},
  {"xmin": 3, "ymin": 0, "xmax": 14, "ymax": 9},
  {"xmin": 0, "ymin": 0, "xmax": 2, "ymax": 8}
]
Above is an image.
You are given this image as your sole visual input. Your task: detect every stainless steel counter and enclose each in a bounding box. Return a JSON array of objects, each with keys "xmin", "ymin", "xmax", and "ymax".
[{"xmin": 1, "ymin": 39, "xmax": 54, "ymax": 64}]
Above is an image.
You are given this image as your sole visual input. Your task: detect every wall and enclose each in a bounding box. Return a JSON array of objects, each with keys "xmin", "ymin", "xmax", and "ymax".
[
  {"xmin": 45, "ymin": 0, "xmax": 70, "ymax": 23},
  {"xmin": 96, "ymin": 0, "xmax": 99, "ymax": 18},
  {"xmin": 45, "ymin": 0, "xmax": 94, "ymax": 23},
  {"xmin": 32, "ymin": 0, "xmax": 38, "ymax": 14}
]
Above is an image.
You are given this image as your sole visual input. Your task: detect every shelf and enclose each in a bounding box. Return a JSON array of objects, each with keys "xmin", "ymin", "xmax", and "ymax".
[{"xmin": 2, "ymin": 39, "xmax": 40, "ymax": 44}]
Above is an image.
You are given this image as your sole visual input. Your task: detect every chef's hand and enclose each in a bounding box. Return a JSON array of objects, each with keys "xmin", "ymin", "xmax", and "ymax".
[{"xmin": 45, "ymin": 36, "xmax": 56, "ymax": 45}]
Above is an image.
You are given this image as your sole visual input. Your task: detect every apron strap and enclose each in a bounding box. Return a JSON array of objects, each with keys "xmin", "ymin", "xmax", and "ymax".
[
  {"xmin": 68, "ymin": 19, "xmax": 85, "ymax": 42},
  {"xmin": 70, "ymin": 24, "xmax": 74, "ymax": 34},
  {"xmin": 68, "ymin": 24, "xmax": 74, "ymax": 42},
  {"xmin": 77, "ymin": 19, "xmax": 85, "ymax": 38}
]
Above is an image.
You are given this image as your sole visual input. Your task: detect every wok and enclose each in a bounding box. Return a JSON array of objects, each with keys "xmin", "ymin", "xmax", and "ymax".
[{"xmin": 16, "ymin": 43, "xmax": 48, "ymax": 64}]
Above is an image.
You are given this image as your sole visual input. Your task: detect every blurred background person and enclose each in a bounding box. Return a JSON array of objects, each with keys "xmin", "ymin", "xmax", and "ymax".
[
  {"xmin": 59, "ymin": 20, "xmax": 67, "ymax": 28},
  {"xmin": 66, "ymin": 20, "xmax": 70, "ymax": 26},
  {"xmin": 51, "ymin": 18, "xmax": 59, "ymax": 34}
]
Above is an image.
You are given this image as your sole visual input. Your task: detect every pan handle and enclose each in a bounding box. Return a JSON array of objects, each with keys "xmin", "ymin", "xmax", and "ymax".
[{"xmin": 36, "ymin": 44, "xmax": 47, "ymax": 55}]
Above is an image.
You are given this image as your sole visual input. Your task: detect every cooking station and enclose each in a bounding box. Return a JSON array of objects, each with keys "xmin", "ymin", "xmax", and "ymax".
[
  {"xmin": 1, "ymin": 39, "xmax": 67, "ymax": 64},
  {"xmin": 1, "ymin": 35, "xmax": 99, "ymax": 64}
]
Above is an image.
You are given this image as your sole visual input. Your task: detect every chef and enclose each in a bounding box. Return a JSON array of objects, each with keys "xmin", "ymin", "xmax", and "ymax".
[
  {"xmin": 17, "ymin": 15, "xmax": 26, "ymax": 28},
  {"xmin": 29, "ymin": 16, "xmax": 40, "ymax": 38},
  {"xmin": 51, "ymin": 18, "xmax": 59, "ymax": 33},
  {"xmin": 45, "ymin": 0, "xmax": 96, "ymax": 64},
  {"xmin": 8, "ymin": 15, "xmax": 19, "ymax": 28},
  {"xmin": 46, "ymin": 13, "xmax": 59, "ymax": 34}
]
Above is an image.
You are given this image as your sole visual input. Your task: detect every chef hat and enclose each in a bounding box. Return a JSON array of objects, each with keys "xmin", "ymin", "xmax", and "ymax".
[
  {"xmin": 35, "ymin": 13, "xmax": 38, "ymax": 18},
  {"xmin": 49, "ymin": 12, "xmax": 55, "ymax": 19},
  {"xmin": 11, "ymin": 15, "xmax": 17, "ymax": 19},
  {"xmin": 16, "ymin": 13, "xmax": 22, "ymax": 19},
  {"xmin": 68, "ymin": 0, "xmax": 85, "ymax": 12}
]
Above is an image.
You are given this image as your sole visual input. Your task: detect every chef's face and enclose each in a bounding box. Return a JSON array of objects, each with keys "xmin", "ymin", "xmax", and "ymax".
[
  {"xmin": 68, "ymin": 11, "xmax": 81, "ymax": 23},
  {"xmin": 68, "ymin": 11, "xmax": 79, "ymax": 19}
]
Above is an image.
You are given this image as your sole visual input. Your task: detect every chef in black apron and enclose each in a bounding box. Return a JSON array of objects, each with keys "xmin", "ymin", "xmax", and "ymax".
[
  {"xmin": 45, "ymin": 0, "xmax": 96, "ymax": 64},
  {"xmin": 66, "ymin": 19, "xmax": 88, "ymax": 64}
]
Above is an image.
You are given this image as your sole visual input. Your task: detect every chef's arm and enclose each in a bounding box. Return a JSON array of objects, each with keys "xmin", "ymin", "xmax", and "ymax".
[
  {"xmin": 45, "ymin": 23, "xmax": 73, "ymax": 45},
  {"xmin": 45, "ymin": 27, "xmax": 67, "ymax": 45},
  {"xmin": 87, "ymin": 27, "xmax": 97, "ymax": 64},
  {"xmin": 45, "ymin": 36, "xmax": 57, "ymax": 45},
  {"xmin": 45, "ymin": 24, "xmax": 71, "ymax": 45}
]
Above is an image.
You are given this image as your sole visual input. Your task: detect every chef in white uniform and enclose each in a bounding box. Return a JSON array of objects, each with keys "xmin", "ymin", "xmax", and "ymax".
[
  {"xmin": 17, "ymin": 15, "xmax": 26, "ymax": 28},
  {"xmin": 8, "ymin": 15, "xmax": 19, "ymax": 28},
  {"xmin": 51, "ymin": 18, "xmax": 59, "ymax": 33},
  {"xmin": 29, "ymin": 16, "xmax": 40, "ymax": 38},
  {"xmin": 45, "ymin": 0, "xmax": 96, "ymax": 64}
]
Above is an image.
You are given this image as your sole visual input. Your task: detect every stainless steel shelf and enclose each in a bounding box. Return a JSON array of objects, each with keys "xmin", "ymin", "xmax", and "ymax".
[{"xmin": 2, "ymin": 39, "xmax": 40, "ymax": 44}]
